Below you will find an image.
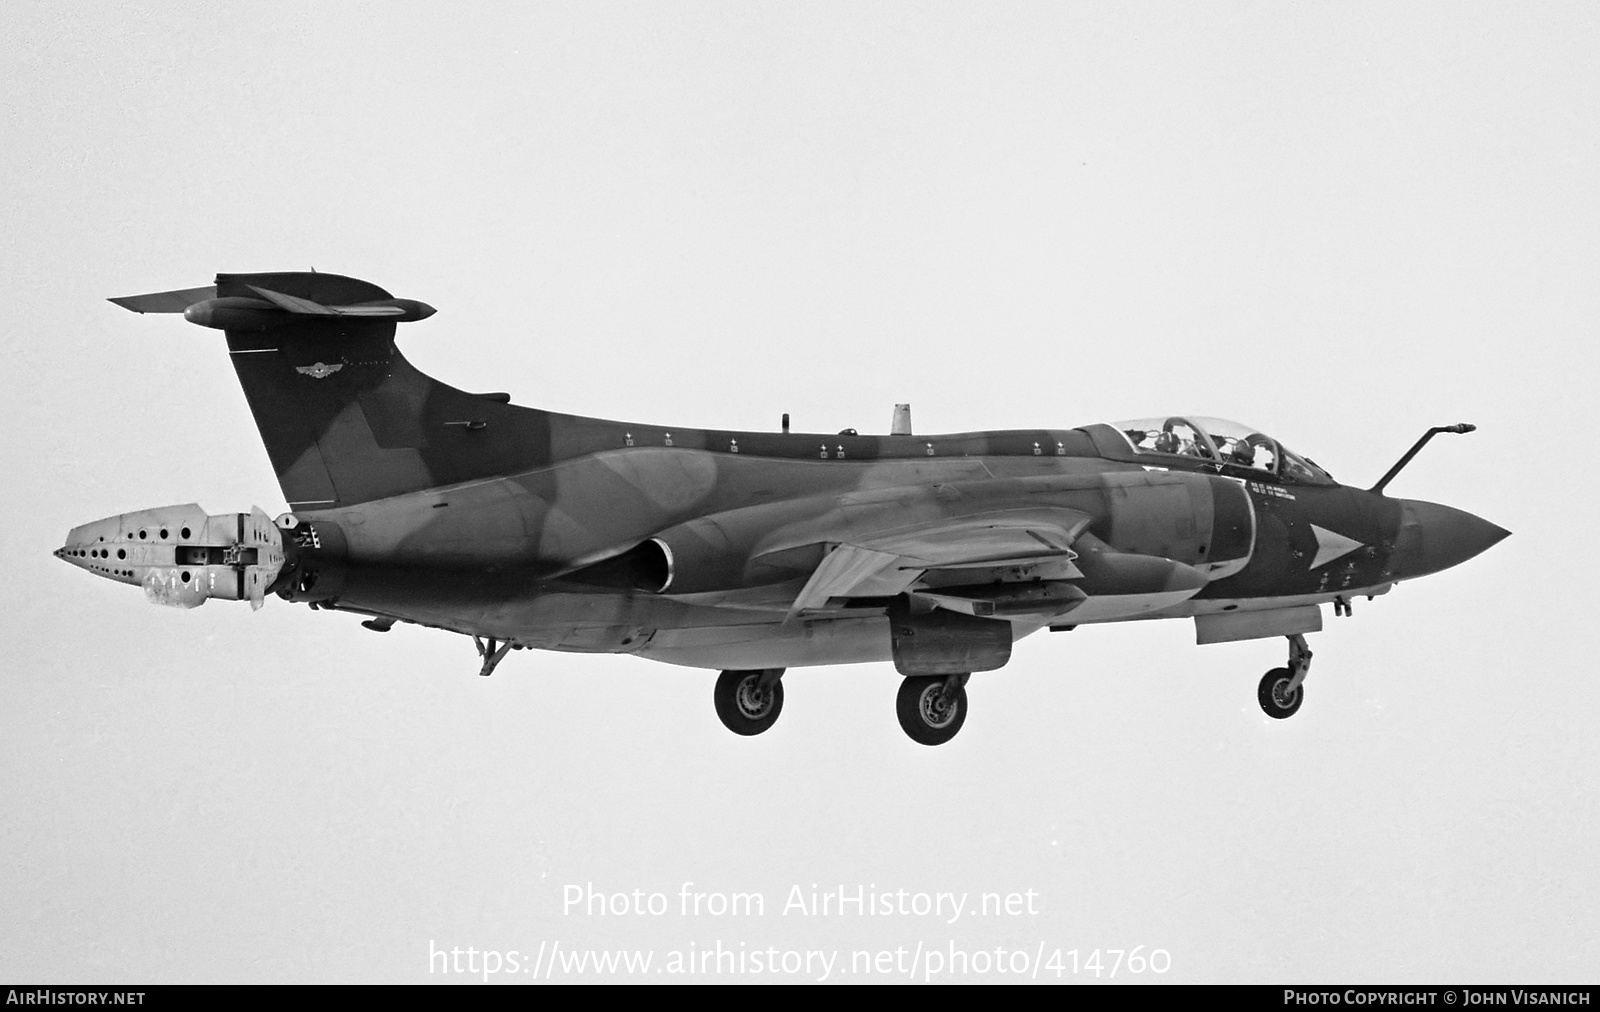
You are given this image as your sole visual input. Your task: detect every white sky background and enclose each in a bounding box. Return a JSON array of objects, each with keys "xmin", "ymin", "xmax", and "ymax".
[{"xmin": 1, "ymin": 2, "xmax": 1596, "ymax": 984}]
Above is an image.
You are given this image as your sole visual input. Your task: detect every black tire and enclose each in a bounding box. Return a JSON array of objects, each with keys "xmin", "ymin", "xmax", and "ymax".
[
  {"xmin": 1258, "ymin": 667, "xmax": 1304, "ymax": 719},
  {"xmin": 896, "ymin": 676, "xmax": 968, "ymax": 746},
  {"xmin": 714, "ymin": 669, "xmax": 784, "ymax": 736}
]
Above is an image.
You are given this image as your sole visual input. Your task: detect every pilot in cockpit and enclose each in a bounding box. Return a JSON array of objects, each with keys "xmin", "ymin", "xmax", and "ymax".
[{"xmin": 1226, "ymin": 438, "xmax": 1257, "ymax": 468}]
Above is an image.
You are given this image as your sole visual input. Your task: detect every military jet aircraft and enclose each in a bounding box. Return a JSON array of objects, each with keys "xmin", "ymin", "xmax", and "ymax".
[{"xmin": 57, "ymin": 272, "xmax": 1508, "ymax": 745}]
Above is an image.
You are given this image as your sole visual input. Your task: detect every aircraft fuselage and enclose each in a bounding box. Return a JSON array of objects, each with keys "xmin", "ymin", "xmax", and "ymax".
[
  {"xmin": 59, "ymin": 273, "xmax": 1508, "ymax": 740},
  {"xmin": 247, "ymin": 421, "xmax": 1496, "ymax": 670}
]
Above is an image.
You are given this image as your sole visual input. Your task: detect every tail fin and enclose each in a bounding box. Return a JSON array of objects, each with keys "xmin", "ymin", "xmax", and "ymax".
[{"xmin": 113, "ymin": 272, "xmax": 552, "ymax": 509}]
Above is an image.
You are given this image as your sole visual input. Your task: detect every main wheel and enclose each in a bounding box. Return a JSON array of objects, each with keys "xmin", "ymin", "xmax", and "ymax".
[
  {"xmin": 896, "ymin": 676, "xmax": 968, "ymax": 746},
  {"xmin": 714, "ymin": 669, "xmax": 784, "ymax": 736},
  {"xmin": 1257, "ymin": 667, "xmax": 1304, "ymax": 719}
]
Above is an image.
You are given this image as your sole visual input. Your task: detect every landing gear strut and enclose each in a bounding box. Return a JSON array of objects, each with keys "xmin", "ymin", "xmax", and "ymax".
[
  {"xmin": 714, "ymin": 669, "xmax": 785, "ymax": 735},
  {"xmin": 473, "ymin": 635, "xmax": 515, "ymax": 677},
  {"xmin": 896, "ymin": 673, "xmax": 969, "ymax": 746},
  {"xmin": 1257, "ymin": 634, "xmax": 1312, "ymax": 719}
]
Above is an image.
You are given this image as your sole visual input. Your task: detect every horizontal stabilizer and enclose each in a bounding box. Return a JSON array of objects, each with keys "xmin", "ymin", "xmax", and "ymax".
[
  {"xmin": 240, "ymin": 285, "xmax": 430, "ymax": 319},
  {"xmin": 108, "ymin": 286, "xmax": 217, "ymax": 314},
  {"xmin": 248, "ymin": 285, "xmax": 338, "ymax": 315},
  {"xmin": 111, "ymin": 275, "xmax": 432, "ymax": 332},
  {"xmin": 243, "ymin": 285, "xmax": 420, "ymax": 318}
]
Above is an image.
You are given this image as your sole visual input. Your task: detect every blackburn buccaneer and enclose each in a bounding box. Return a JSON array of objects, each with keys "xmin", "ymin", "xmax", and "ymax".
[{"xmin": 57, "ymin": 273, "xmax": 1508, "ymax": 744}]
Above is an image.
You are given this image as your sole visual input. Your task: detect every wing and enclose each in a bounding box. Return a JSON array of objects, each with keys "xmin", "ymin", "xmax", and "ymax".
[
  {"xmin": 775, "ymin": 505, "xmax": 1210, "ymax": 624},
  {"xmin": 782, "ymin": 510, "xmax": 1093, "ymax": 621}
]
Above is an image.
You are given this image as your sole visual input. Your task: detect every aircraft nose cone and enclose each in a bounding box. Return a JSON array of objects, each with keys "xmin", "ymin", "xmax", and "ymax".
[{"xmin": 1390, "ymin": 499, "xmax": 1509, "ymax": 581}]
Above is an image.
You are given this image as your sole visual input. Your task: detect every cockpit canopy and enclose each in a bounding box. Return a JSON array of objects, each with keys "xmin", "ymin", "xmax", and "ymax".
[{"xmin": 1113, "ymin": 416, "xmax": 1335, "ymax": 485}]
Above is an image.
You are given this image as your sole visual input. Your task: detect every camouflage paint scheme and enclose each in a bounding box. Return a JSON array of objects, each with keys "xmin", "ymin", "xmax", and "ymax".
[{"xmin": 57, "ymin": 273, "xmax": 1508, "ymax": 740}]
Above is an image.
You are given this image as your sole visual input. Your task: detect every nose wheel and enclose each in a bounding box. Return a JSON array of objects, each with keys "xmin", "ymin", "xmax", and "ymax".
[
  {"xmin": 896, "ymin": 674, "xmax": 969, "ymax": 746},
  {"xmin": 1258, "ymin": 634, "xmax": 1311, "ymax": 719},
  {"xmin": 714, "ymin": 668, "xmax": 785, "ymax": 736}
]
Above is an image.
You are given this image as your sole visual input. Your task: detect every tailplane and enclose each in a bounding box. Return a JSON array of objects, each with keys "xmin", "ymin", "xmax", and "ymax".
[{"xmin": 110, "ymin": 272, "xmax": 552, "ymax": 509}]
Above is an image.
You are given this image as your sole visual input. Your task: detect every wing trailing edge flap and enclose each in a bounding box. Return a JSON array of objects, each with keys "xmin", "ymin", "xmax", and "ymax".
[{"xmin": 781, "ymin": 510, "xmax": 1094, "ymax": 621}]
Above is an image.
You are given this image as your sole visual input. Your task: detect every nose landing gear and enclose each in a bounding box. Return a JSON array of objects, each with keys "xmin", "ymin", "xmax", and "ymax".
[{"xmin": 1258, "ymin": 633, "xmax": 1312, "ymax": 719}]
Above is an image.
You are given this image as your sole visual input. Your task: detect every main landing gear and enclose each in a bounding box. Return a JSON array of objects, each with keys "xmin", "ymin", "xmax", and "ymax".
[
  {"xmin": 714, "ymin": 669, "xmax": 785, "ymax": 735},
  {"xmin": 711, "ymin": 669, "xmax": 974, "ymax": 744},
  {"xmin": 1257, "ymin": 634, "xmax": 1312, "ymax": 719},
  {"xmin": 896, "ymin": 673, "xmax": 969, "ymax": 746}
]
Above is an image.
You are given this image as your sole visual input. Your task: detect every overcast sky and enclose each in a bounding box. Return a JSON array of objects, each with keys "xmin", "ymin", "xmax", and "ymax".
[{"xmin": 2, "ymin": 2, "xmax": 1596, "ymax": 984}]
